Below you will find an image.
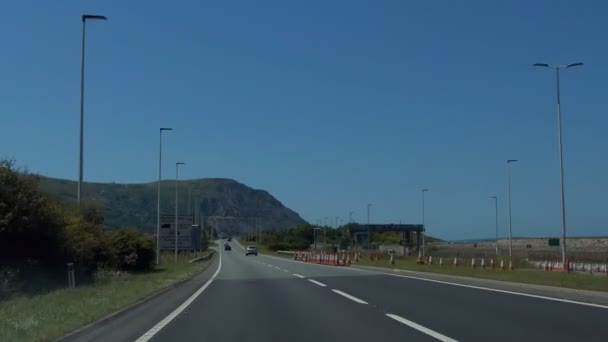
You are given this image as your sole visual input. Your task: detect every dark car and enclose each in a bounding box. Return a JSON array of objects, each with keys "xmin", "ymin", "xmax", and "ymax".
[
  {"xmin": 224, "ymin": 243, "xmax": 231, "ymax": 251},
  {"xmin": 227, "ymin": 237, "xmax": 232, "ymax": 242}
]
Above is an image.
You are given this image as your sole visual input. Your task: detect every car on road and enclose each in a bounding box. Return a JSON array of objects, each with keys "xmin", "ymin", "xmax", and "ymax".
[
  {"xmin": 245, "ymin": 246, "xmax": 257, "ymax": 256},
  {"xmin": 224, "ymin": 243, "xmax": 231, "ymax": 251},
  {"xmin": 227, "ymin": 237, "xmax": 232, "ymax": 242}
]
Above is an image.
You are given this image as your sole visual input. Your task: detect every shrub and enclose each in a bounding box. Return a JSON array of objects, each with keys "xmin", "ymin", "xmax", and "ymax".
[{"xmin": 107, "ymin": 229, "xmax": 155, "ymax": 272}]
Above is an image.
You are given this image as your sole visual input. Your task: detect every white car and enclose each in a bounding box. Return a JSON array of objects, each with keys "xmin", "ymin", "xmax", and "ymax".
[{"xmin": 245, "ymin": 246, "xmax": 258, "ymax": 256}]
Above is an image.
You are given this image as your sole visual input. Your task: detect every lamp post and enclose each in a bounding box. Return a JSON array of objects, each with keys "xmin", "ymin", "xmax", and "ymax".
[
  {"xmin": 491, "ymin": 196, "xmax": 499, "ymax": 256},
  {"xmin": 175, "ymin": 162, "xmax": 186, "ymax": 263},
  {"xmin": 156, "ymin": 128, "xmax": 172, "ymax": 265},
  {"xmin": 507, "ymin": 160, "xmax": 518, "ymax": 259},
  {"xmin": 367, "ymin": 204, "xmax": 372, "ymax": 249},
  {"xmin": 78, "ymin": 14, "xmax": 107, "ymax": 205},
  {"xmin": 533, "ymin": 62, "xmax": 583, "ymax": 267},
  {"xmin": 421, "ymin": 189, "xmax": 429, "ymax": 256}
]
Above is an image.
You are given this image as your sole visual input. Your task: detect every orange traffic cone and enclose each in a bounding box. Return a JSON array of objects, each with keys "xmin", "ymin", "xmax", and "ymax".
[
  {"xmin": 481, "ymin": 258, "xmax": 486, "ymax": 269},
  {"xmin": 490, "ymin": 258, "xmax": 495, "ymax": 270},
  {"xmin": 453, "ymin": 257, "xmax": 459, "ymax": 267},
  {"xmin": 471, "ymin": 258, "xmax": 476, "ymax": 268},
  {"xmin": 500, "ymin": 259, "xmax": 505, "ymax": 271},
  {"xmin": 428, "ymin": 256, "xmax": 433, "ymax": 265}
]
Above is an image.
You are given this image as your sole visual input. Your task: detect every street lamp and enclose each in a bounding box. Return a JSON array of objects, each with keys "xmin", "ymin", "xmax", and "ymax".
[
  {"xmin": 156, "ymin": 128, "xmax": 172, "ymax": 265},
  {"xmin": 367, "ymin": 204, "xmax": 372, "ymax": 249},
  {"xmin": 421, "ymin": 189, "xmax": 429, "ymax": 256},
  {"xmin": 313, "ymin": 227, "xmax": 321, "ymax": 250},
  {"xmin": 533, "ymin": 62, "xmax": 583, "ymax": 268},
  {"xmin": 175, "ymin": 162, "xmax": 186, "ymax": 263},
  {"xmin": 507, "ymin": 159, "xmax": 518, "ymax": 259},
  {"xmin": 491, "ymin": 196, "xmax": 499, "ymax": 256},
  {"xmin": 78, "ymin": 14, "xmax": 107, "ymax": 205}
]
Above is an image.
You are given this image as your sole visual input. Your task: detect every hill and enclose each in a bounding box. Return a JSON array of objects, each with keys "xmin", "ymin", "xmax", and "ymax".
[{"xmin": 37, "ymin": 177, "xmax": 307, "ymax": 233}]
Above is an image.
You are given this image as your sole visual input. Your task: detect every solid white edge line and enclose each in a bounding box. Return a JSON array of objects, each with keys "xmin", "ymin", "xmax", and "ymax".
[
  {"xmin": 307, "ymin": 279, "xmax": 327, "ymax": 287},
  {"xmin": 386, "ymin": 313, "xmax": 458, "ymax": 342},
  {"xmin": 331, "ymin": 289, "xmax": 368, "ymax": 304},
  {"xmin": 378, "ymin": 271, "xmax": 608, "ymax": 310},
  {"xmin": 293, "ymin": 273, "xmax": 305, "ymax": 278},
  {"xmin": 134, "ymin": 249, "xmax": 222, "ymax": 342}
]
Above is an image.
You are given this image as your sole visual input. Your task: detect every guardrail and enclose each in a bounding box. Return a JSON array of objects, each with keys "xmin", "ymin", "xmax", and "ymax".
[
  {"xmin": 276, "ymin": 250, "xmax": 295, "ymax": 256},
  {"xmin": 189, "ymin": 250, "xmax": 215, "ymax": 263}
]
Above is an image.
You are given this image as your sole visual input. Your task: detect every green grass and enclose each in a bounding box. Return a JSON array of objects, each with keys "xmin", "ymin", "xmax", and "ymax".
[
  {"xmin": 0, "ymin": 252, "xmax": 214, "ymax": 342},
  {"xmin": 354, "ymin": 255, "xmax": 608, "ymax": 292}
]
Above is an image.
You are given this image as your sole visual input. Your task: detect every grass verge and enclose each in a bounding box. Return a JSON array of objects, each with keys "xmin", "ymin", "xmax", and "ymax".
[
  {"xmin": 0, "ymin": 251, "xmax": 214, "ymax": 342},
  {"xmin": 354, "ymin": 256, "xmax": 608, "ymax": 292}
]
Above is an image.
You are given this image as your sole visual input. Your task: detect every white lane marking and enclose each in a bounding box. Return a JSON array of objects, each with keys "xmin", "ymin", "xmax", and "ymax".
[
  {"xmin": 331, "ymin": 289, "xmax": 368, "ymax": 304},
  {"xmin": 282, "ymin": 269, "xmax": 289, "ymax": 273},
  {"xmin": 308, "ymin": 279, "xmax": 327, "ymax": 287},
  {"xmin": 293, "ymin": 273, "xmax": 305, "ymax": 278},
  {"xmin": 250, "ymin": 248, "xmax": 608, "ymax": 309},
  {"xmin": 260, "ymin": 254, "xmax": 366, "ymax": 272},
  {"xmin": 386, "ymin": 314, "xmax": 458, "ymax": 342},
  {"xmin": 274, "ymin": 266, "xmax": 281, "ymax": 270},
  {"xmin": 379, "ymin": 272, "xmax": 608, "ymax": 310},
  {"xmin": 135, "ymin": 250, "xmax": 222, "ymax": 342}
]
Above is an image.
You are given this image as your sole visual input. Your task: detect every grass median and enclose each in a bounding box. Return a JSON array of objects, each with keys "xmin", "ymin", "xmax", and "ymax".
[
  {"xmin": 0, "ymin": 251, "xmax": 214, "ymax": 342},
  {"xmin": 354, "ymin": 256, "xmax": 608, "ymax": 292}
]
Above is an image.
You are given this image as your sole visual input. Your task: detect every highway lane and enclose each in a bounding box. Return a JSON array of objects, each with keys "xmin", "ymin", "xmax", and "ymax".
[
  {"xmin": 140, "ymin": 242, "xmax": 608, "ymax": 342},
  {"xmin": 147, "ymin": 243, "xmax": 438, "ymax": 342},
  {"xmin": 247, "ymin": 252, "xmax": 608, "ymax": 342}
]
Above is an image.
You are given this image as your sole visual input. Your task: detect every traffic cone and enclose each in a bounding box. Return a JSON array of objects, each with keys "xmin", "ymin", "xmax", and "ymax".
[
  {"xmin": 439, "ymin": 257, "xmax": 443, "ymax": 266},
  {"xmin": 471, "ymin": 258, "xmax": 476, "ymax": 268},
  {"xmin": 481, "ymin": 258, "xmax": 486, "ymax": 269},
  {"xmin": 490, "ymin": 258, "xmax": 495, "ymax": 270},
  {"xmin": 428, "ymin": 256, "xmax": 433, "ymax": 265},
  {"xmin": 453, "ymin": 257, "xmax": 459, "ymax": 267},
  {"xmin": 500, "ymin": 259, "xmax": 504, "ymax": 271}
]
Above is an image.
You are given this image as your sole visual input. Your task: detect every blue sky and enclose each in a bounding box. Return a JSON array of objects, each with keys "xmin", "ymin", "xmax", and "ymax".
[{"xmin": 1, "ymin": 0, "xmax": 607, "ymax": 239}]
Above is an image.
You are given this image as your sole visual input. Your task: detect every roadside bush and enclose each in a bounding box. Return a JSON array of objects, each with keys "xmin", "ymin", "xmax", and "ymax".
[
  {"xmin": 0, "ymin": 160, "xmax": 65, "ymax": 263},
  {"xmin": 107, "ymin": 229, "xmax": 155, "ymax": 272}
]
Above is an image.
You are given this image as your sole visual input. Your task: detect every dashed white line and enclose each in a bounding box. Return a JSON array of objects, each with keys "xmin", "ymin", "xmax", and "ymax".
[
  {"xmin": 386, "ymin": 313, "xmax": 458, "ymax": 342},
  {"xmin": 293, "ymin": 273, "xmax": 305, "ymax": 278},
  {"xmin": 274, "ymin": 266, "xmax": 281, "ymax": 270},
  {"xmin": 134, "ymin": 250, "xmax": 222, "ymax": 342},
  {"xmin": 331, "ymin": 289, "xmax": 368, "ymax": 304},
  {"xmin": 307, "ymin": 279, "xmax": 327, "ymax": 287},
  {"xmin": 267, "ymin": 264, "xmax": 274, "ymax": 268},
  {"xmin": 282, "ymin": 269, "xmax": 289, "ymax": 273}
]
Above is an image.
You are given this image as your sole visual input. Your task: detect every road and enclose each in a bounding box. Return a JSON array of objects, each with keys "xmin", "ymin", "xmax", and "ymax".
[{"xmin": 130, "ymin": 241, "xmax": 608, "ymax": 342}]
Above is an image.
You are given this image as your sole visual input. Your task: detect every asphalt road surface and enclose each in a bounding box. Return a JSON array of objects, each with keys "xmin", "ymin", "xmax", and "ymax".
[{"xmin": 127, "ymin": 242, "xmax": 608, "ymax": 342}]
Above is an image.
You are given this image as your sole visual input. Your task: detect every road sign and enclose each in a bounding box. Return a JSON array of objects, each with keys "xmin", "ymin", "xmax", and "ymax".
[
  {"xmin": 548, "ymin": 238, "xmax": 560, "ymax": 247},
  {"xmin": 159, "ymin": 215, "xmax": 201, "ymax": 251}
]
